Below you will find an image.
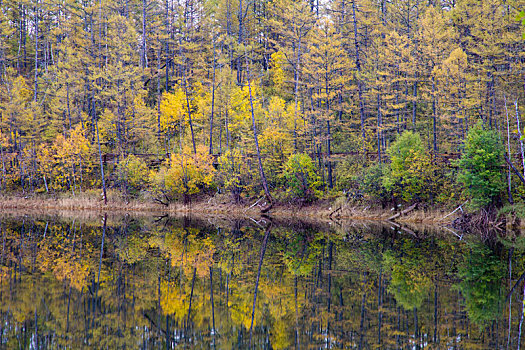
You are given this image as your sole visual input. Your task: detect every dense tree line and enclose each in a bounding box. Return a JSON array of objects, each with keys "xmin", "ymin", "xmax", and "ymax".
[{"xmin": 0, "ymin": 0, "xmax": 524, "ymax": 207}]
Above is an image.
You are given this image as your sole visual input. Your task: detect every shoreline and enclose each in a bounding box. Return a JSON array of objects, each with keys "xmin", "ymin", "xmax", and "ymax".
[{"xmin": 0, "ymin": 194, "xmax": 459, "ymax": 226}]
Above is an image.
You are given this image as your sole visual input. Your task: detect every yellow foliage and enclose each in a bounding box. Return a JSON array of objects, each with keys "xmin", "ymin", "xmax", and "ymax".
[
  {"xmin": 164, "ymin": 145, "xmax": 216, "ymax": 197},
  {"xmin": 271, "ymin": 51, "xmax": 287, "ymax": 92},
  {"xmin": 117, "ymin": 154, "xmax": 149, "ymax": 190},
  {"xmin": 160, "ymin": 88, "xmax": 187, "ymax": 134}
]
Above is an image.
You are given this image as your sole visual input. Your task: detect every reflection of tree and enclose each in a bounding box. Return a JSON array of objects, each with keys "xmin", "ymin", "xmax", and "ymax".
[
  {"xmin": 383, "ymin": 240, "xmax": 433, "ymax": 311},
  {"xmin": 0, "ymin": 216, "xmax": 521, "ymax": 349},
  {"xmin": 456, "ymin": 242, "xmax": 505, "ymax": 325}
]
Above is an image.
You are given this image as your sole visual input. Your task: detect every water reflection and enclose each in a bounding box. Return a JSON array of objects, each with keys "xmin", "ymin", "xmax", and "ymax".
[{"xmin": 0, "ymin": 214, "xmax": 523, "ymax": 349}]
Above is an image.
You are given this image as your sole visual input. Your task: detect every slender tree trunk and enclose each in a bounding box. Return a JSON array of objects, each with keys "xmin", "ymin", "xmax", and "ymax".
[
  {"xmin": 352, "ymin": 0, "xmax": 366, "ymax": 140},
  {"xmin": 179, "ymin": 36, "xmax": 197, "ymax": 153},
  {"xmin": 92, "ymin": 99, "xmax": 107, "ymax": 205},
  {"xmin": 187, "ymin": 267, "xmax": 197, "ymax": 325},
  {"xmin": 141, "ymin": 0, "xmax": 147, "ymax": 68},
  {"xmin": 432, "ymin": 76, "xmax": 437, "ymax": 152},
  {"xmin": 412, "ymin": 79, "xmax": 417, "ymax": 128},
  {"xmin": 245, "ymin": 49, "xmax": 272, "ymax": 209},
  {"xmin": 0, "ymin": 140, "xmax": 5, "ymax": 191},
  {"xmin": 505, "ymin": 97, "xmax": 514, "ymax": 204},
  {"xmin": 249, "ymin": 224, "xmax": 271, "ymax": 345},
  {"xmin": 183, "ymin": 73, "xmax": 197, "ymax": 154},
  {"xmin": 93, "ymin": 213, "xmax": 106, "ymax": 327},
  {"xmin": 33, "ymin": 1, "xmax": 39, "ymax": 102},
  {"xmin": 165, "ymin": 0, "xmax": 170, "ymax": 91},
  {"xmin": 377, "ymin": 93, "xmax": 382, "ymax": 164},
  {"xmin": 209, "ymin": 37, "xmax": 216, "ymax": 155},
  {"xmin": 515, "ymin": 100, "xmax": 525, "ymax": 179},
  {"xmin": 518, "ymin": 280, "xmax": 525, "ymax": 350},
  {"xmin": 157, "ymin": 50, "xmax": 165, "ymax": 155},
  {"xmin": 358, "ymin": 272, "xmax": 367, "ymax": 350},
  {"xmin": 326, "ymin": 79, "xmax": 333, "ymax": 188},
  {"xmin": 66, "ymin": 82, "xmax": 72, "ymax": 130},
  {"xmin": 210, "ymin": 267, "xmax": 215, "ymax": 334},
  {"xmin": 507, "ymin": 247, "xmax": 514, "ymax": 349}
]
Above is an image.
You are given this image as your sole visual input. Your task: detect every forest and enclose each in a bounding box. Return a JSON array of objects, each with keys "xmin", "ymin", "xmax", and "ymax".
[{"xmin": 0, "ymin": 0, "xmax": 524, "ymax": 212}]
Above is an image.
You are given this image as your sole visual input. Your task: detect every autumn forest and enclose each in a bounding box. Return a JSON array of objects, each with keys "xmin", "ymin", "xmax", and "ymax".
[{"xmin": 0, "ymin": 0, "xmax": 524, "ymax": 210}]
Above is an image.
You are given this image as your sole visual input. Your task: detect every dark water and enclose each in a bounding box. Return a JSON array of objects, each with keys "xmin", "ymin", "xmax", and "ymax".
[{"xmin": 0, "ymin": 214, "xmax": 524, "ymax": 349}]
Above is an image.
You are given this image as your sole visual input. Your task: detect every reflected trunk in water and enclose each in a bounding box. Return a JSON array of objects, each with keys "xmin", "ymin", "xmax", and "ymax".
[{"xmin": 0, "ymin": 214, "xmax": 523, "ymax": 348}]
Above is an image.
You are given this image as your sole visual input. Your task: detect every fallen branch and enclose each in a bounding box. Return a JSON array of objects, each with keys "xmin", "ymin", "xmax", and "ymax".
[
  {"xmin": 388, "ymin": 203, "xmax": 418, "ymax": 221},
  {"xmin": 401, "ymin": 203, "xmax": 418, "ymax": 215},
  {"xmin": 442, "ymin": 226, "xmax": 463, "ymax": 240},
  {"xmin": 388, "ymin": 212, "xmax": 401, "ymax": 221},
  {"xmin": 505, "ymin": 155, "xmax": 525, "ymax": 187},
  {"xmin": 244, "ymin": 197, "xmax": 264, "ymax": 213},
  {"xmin": 153, "ymin": 197, "xmax": 169, "ymax": 207},
  {"xmin": 329, "ymin": 206, "xmax": 342, "ymax": 218},
  {"xmin": 440, "ymin": 201, "xmax": 468, "ymax": 221},
  {"xmin": 506, "ymin": 270, "xmax": 525, "ymax": 302}
]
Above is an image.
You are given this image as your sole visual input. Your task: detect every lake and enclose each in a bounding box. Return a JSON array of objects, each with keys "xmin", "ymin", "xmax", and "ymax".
[{"xmin": 0, "ymin": 213, "xmax": 523, "ymax": 349}]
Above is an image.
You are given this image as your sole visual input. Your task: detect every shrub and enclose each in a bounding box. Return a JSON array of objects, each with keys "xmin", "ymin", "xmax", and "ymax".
[
  {"xmin": 334, "ymin": 155, "xmax": 364, "ymax": 192},
  {"xmin": 117, "ymin": 154, "xmax": 149, "ymax": 195},
  {"xmin": 360, "ymin": 163, "xmax": 389, "ymax": 204},
  {"xmin": 281, "ymin": 153, "xmax": 321, "ymax": 201},
  {"xmin": 216, "ymin": 148, "xmax": 254, "ymax": 203},
  {"xmin": 150, "ymin": 145, "xmax": 215, "ymax": 203},
  {"xmin": 383, "ymin": 131, "xmax": 436, "ymax": 202},
  {"xmin": 456, "ymin": 122, "xmax": 504, "ymax": 209}
]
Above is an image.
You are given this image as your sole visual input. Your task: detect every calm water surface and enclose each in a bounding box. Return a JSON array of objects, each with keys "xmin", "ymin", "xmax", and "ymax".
[{"xmin": 0, "ymin": 214, "xmax": 524, "ymax": 349}]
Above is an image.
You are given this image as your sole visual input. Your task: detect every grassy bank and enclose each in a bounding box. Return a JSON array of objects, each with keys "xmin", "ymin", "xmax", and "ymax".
[{"xmin": 0, "ymin": 192, "xmax": 460, "ymax": 225}]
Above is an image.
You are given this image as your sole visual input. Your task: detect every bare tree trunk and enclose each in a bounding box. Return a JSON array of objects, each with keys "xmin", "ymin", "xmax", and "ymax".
[
  {"xmin": 178, "ymin": 33, "xmax": 197, "ymax": 153},
  {"xmin": 377, "ymin": 93, "xmax": 382, "ymax": 164},
  {"xmin": 210, "ymin": 267, "xmax": 216, "ymax": 335},
  {"xmin": 518, "ymin": 280, "xmax": 525, "ymax": 350},
  {"xmin": 507, "ymin": 247, "xmax": 514, "ymax": 350},
  {"xmin": 515, "ymin": 100, "xmax": 525, "ymax": 179},
  {"xmin": 209, "ymin": 36, "xmax": 216, "ymax": 155},
  {"xmin": 432, "ymin": 76, "xmax": 437, "ymax": 152},
  {"xmin": 183, "ymin": 69, "xmax": 197, "ymax": 154},
  {"xmin": 33, "ymin": 1, "xmax": 39, "ymax": 102},
  {"xmin": 165, "ymin": 0, "xmax": 170, "ymax": 91},
  {"xmin": 249, "ymin": 224, "xmax": 271, "ymax": 345},
  {"xmin": 187, "ymin": 267, "xmax": 197, "ymax": 325},
  {"xmin": 92, "ymin": 99, "xmax": 107, "ymax": 205},
  {"xmin": 0, "ymin": 140, "xmax": 6, "ymax": 191},
  {"xmin": 245, "ymin": 49, "xmax": 272, "ymax": 210},
  {"xmin": 141, "ymin": 0, "xmax": 147, "ymax": 68},
  {"xmin": 326, "ymin": 79, "xmax": 333, "ymax": 188},
  {"xmin": 352, "ymin": 0, "xmax": 366, "ymax": 140},
  {"xmin": 505, "ymin": 96, "xmax": 514, "ymax": 204}
]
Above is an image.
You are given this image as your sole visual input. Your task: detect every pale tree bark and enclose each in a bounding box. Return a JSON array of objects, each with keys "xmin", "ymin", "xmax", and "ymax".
[
  {"xmin": 515, "ymin": 100, "xmax": 525, "ymax": 179},
  {"xmin": 505, "ymin": 96, "xmax": 513, "ymax": 204},
  {"xmin": 209, "ymin": 35, "xmax": 216, "ymax": 155},
  {"xmin": 245, "ymin": 48, "xmax": 273, "ymax": 210}
]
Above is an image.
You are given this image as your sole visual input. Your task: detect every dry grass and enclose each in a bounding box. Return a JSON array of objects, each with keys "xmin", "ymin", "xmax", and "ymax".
[
  {"xmin": 0, "ymin": 193, "xmax": 458, "ymax": 225},
  {"xmin": 333, "ymin": 203, "xmax": 459, "ymax": 225}
]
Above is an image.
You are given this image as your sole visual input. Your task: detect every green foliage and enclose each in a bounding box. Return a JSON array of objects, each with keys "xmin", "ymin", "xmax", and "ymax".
[
  {"xmin": 383, "ymin": 241, "xmax": 432, "ymax": 311},
  {"xmin": 360, "ymin": 163, "xmax": 389, "ymax": 203},
  {"xmin": 334, "ymin": 155, "xmax": 363, "ymax": 191},
  {"xmin": 217, "ymin": 148, "xmax": 254, "ymax": 203},
  {"xmin": 117, "ymin": 154, "xmax": 149, "ymax": 194},
  {"xmin": 456, "ymin": 242, "xmax": 505, "ymax": 325},
  {"xmin": 383, "ymin": 131, "xmax": 436, "ymax": 202},
  {"xmin": 281, "ymin": 153, "xmax": 321, "ymax": 201},
  {"xmin": 456, "ymin": 122, "xmax": 504, "ymax": 209}
]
